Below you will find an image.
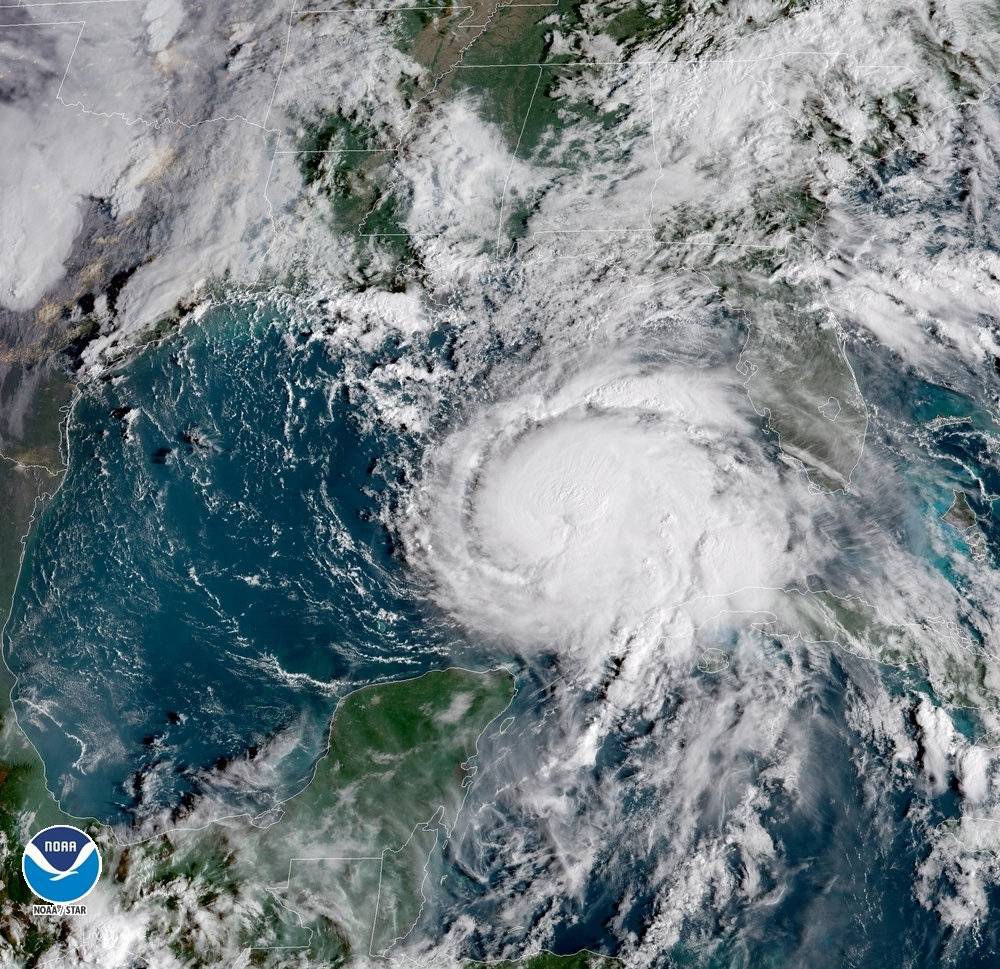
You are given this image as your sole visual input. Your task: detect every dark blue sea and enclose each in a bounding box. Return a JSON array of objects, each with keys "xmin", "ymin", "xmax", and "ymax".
[
  {"xmin": 4, "ymin": 304, "xmax": 1000, "ymax": 967},
  {"xmin": 4, "ymin": 301, "xmax": 463, "ymax": 821}
]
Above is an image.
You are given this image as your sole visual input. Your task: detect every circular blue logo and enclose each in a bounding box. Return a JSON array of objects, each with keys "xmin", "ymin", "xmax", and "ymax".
[{"xmin": 21, "ymin": 824, "xmax": 102, "ymax": 904}]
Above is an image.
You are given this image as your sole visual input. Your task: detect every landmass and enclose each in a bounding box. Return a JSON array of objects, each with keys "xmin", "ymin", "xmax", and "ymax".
[{"xmin": 1, "ymin": 667, "xmax": 520, "ymax": 967}]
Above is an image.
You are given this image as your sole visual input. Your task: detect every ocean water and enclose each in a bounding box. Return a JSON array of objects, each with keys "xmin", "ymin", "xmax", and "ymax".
[
  {"xmin": 4, "ymin": 302, "xmax": 459, "ymax": 821},
  {"xmin": 422, "ymin": 344, "xmax": 1000, "ymax": 967},
  {"xmin": 849, "ymin": 342, "xmax": 1000, "ymax": 576},
  {"xmin": 4, "ymin": 302, "xmax": 1000, "ymax": 965},
  {"xmin": 441, "ymin": 653, "xmax": 1000, "ymax": 969}
]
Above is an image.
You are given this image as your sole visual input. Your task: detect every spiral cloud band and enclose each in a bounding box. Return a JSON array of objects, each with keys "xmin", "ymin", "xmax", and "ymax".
[{"xmin": 404, "ymin": 352, "xmax": 819, "ymax": 658}]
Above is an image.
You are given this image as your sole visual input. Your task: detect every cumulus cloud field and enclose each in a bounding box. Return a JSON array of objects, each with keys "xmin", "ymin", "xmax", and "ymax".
[{"xmin": 2, "ymin": 0, "xmax": 1000, "ymax": 965}]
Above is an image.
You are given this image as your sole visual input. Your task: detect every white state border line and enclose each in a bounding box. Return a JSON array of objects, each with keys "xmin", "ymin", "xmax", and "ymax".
[
  {"xmin": 244, "ymin": 672, "xmax": 519, "ymax": 961},
  {"xmin": 52, "ymin": 14, "xmax": 275, "ymax": 131},
  {"xmin": 264, "ymin": 50, "xmax": 948, "ymax": 242},
  {"xmin": 260, "ymin": 8, "xmax": 894, "ymax": 235},
  {"xmin": 3, "ymin": 0, "xmax": 989, "ymax": 938},
  {"xmin": 0, "ymin": 324, "xmax": 523, "ymax": 848},
  {"xmin": 8, "ymin": 0, "xmax": 295, "ymax": 131},
  {"xmin": 0, "ymin": 16, "xmax": 80, "ymax": 24},
  {"xmin": 495, "ymin": 66, "xmax": 542, "ymax": 257},
  {"xmin": 299, "ymin": 1, "xmax": 557, "ymax": 13},
  {"xmin": 3, "ymin": 369, "xmax": 984, "ymax": 963},
  {"xmin": 0, "ymin": 17, "xmax": 911, "ymax": 501},
  {"xmin": 302, "ymin": 5, "xmax": 474, "ymax": 12},
  {"xmin": 1, "ymin": 0, "xmax": 134, "ymax": 6}
]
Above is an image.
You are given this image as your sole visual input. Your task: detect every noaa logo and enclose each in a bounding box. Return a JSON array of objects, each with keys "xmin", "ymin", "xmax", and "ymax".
[{"xmin": 21, "ymin": 825, "xmax": 101, "ymax": 904}]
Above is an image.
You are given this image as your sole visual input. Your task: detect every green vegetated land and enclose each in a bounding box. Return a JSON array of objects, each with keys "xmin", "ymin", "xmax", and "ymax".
[
  {"xmin": 437, "ymin": 2, "xmax": 645, "ymax": 247},
  {"xmin": 734, "ymin": 280, "xmax": 868, "ymax": 491},
  {"xmin": 0, "ymin": 367, "xmax": 84, "ymax": 964},
  {"xmin": 446, "ymin": 1, "xmax": 606, "ymax": 156},
  {"xmin": 290, "ymin": 668, "xmax": 512, "ymax": 844},
  {"xmin": 114, "ymin": 667, "xmax": 516, "ymax": 967},
  {"xmin": 269, "ymin": 666, "xmax": 518, "ymax": 957},
  {"xmin": 0, "ymin": 367, "xmax": 71, "ymax": 627},
  {"xmin": 296, "ymin": 110, "xmax": 415, "ymax": 277},
  {"xmin": 2, "ymin": 613, "xmax": 517, "ymax": 966},
  {"xmin": 0, "ymin": 410, "xmax": 543, "ymax": 969},
  {"xmin": 435, "ymin": 0, "xmax": 683, "ymax": 158},
  {"xmin": 298, "ymin": 0, "xmax": 685, "ymax": 261}
]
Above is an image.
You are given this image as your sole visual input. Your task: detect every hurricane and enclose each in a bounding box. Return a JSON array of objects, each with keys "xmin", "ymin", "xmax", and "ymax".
[
  {"xmin": 404, "ymin": 348, "xmax": 813, "ymax": 654},
  {"xmin": 2, "ymin": 0, "xmax": 1000, "ymax": 966}
]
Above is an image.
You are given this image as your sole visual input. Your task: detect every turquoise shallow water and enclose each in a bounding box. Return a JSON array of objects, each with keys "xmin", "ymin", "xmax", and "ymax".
[
  {"xmin": 4, "ymin": 307, "xmax": 1000, "ymax": 966},
  {"xmin": 4, "ymin": 303, "xmax": 456, "ymax": 821}
]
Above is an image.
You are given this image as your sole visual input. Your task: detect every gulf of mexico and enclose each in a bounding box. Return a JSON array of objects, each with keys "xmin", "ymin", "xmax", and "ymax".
[{"xmin": 3, "ymin": 300, "xmax": 458, "ymax": 823}]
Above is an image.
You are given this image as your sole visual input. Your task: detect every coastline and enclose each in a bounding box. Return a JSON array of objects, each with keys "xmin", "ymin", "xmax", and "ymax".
[{"xmin": 0, "ymin": 368, "xmax": 78, "ymax": 929}]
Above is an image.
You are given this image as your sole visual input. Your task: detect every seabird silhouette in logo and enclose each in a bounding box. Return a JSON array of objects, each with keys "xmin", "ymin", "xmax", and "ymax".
[{"xmin": 21, "ymin": 824, "xmax": 102, "ymax": 904}]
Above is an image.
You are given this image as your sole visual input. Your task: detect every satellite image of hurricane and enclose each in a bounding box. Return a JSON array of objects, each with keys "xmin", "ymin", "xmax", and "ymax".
[{"xmin": 1, "ymin": 0, "xmax": 1000, "ymax": 966}]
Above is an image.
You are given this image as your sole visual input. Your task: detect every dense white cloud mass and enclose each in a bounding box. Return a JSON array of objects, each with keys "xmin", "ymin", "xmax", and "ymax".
[
  {"xmin": 403, "ymin": 352, "xmax": 812, "ymax": 656},
  {"xmin": 0, "ymin": 22, "xmax": 136, "ymax": 311},
  {"xmin": 4, "ymin": 0, "xmax": 1000, "ymax": 965}
]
